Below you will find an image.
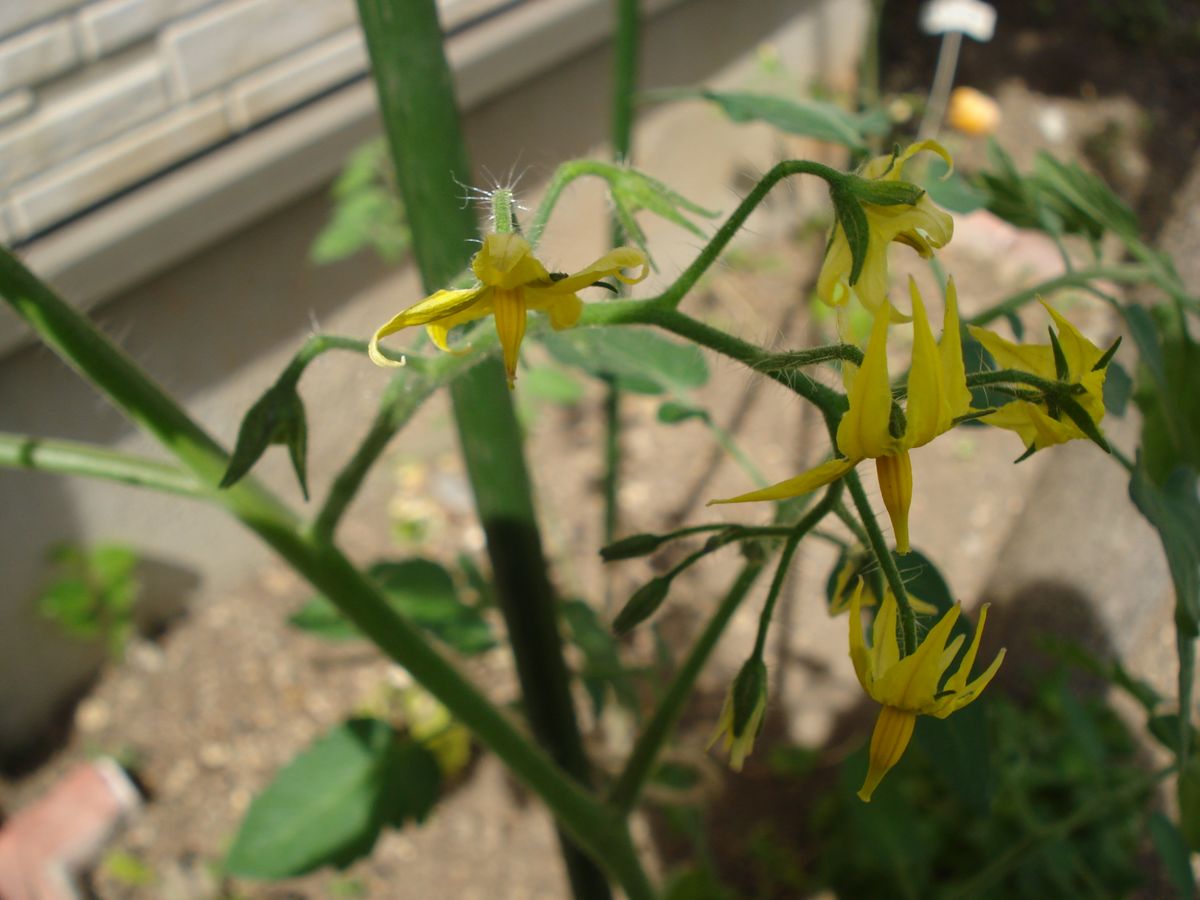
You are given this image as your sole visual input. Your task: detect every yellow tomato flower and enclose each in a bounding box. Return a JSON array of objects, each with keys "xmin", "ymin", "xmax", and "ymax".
[
  {"xmin": 707, "ymin": 659, "xmax": 768, "ymax": 772},
  {"xmin": 712, "ymin": 278, "xmax": 972, "ymax": 554},
  {"xmin": 818, "ymin": 141, "xmax": 955, "ymax": 315},
  {"xmin": 369, "ymin": 232, "xmax": 648, "ymax": 386},
  {"xmin": 850, "ymin": 582, "xmax": 1005, "ymax": 802},
  {"xmin": 968, "ymin": 302, "xmax": 1108, "ymax": 452}
]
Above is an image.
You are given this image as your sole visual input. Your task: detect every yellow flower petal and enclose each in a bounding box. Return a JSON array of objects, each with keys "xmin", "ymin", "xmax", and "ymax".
[
  {"xmin": 1040, "ymin": 300, "xmax": 1105, "ymax": 376},
  {"xmin": 492, "ymin": 287, "xmax": 527, "ymax": 388},
  {"xmin": 848, "ymin": 581, "xmax": 873, "ymax": 690},
  {"xmin": 876, "ymin": 451, "xmax": 913, "ymax": 554},
  {"xmin": 837, "ymin": 302, "xmax": 897, "ymax": 460},
  {"xmin": 472, "ymin": 232, "xmax": 551, "ymax": 289},
  {"xmin": 967, "ymin": 325, "xmax": 1057, "ymax": 380},
  {"xmin": 368, "ymin": 288, "xmax": 486, "ymax": 367},
  {"xmin": 858, "ymin": 705, "xmax": 916, "ymax": 802},
  {"xmin": 939, "ymin": 278, "xmax": 974, "ymax": 421},
  {"xmin": 708, "ymin": 456, "xmax": 857, "ymax": 505},
  {"xmin": 542, "ymin": 247, "xmax": 648, "ymax": 295},
  {"xmin": 902, "ymin": 279, "xmax": 944, "ymax": 448}
]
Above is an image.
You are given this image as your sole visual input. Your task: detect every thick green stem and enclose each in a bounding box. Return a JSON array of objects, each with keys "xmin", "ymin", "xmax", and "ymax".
[
  {"xmin": 310, "ymin": 373, "xmax": 436, "ymax": 542},
  {"xmin": 0, "ymin": 248, "xmax": 636, "ymax": 885},
  {"xmin": 608, "ymin": 487, "xmax": 838, "ymax": 813},
  {"xmin": 844, "ymin": 469, "xmax": 916, "ymax": 654},
  {"xmin": 355, "ymin": 2, "xmax": 622, "ymax": 894},
  {"xmin": 0, "ymin": 432, "xmax": 206, "ymax": 498},
  {"xmin": 1178, "ymin": 628, "xmax": 1195, "ymax": 764}
]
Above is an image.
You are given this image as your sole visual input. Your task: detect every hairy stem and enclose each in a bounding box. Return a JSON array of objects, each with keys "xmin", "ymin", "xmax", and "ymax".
[
  {"xmin": 844, "ymin": 469, "xmax": 916, "ymax": 654},
  {"xmin": 0, "ymin": 432, "xmax": 206, "ymax": 498}
]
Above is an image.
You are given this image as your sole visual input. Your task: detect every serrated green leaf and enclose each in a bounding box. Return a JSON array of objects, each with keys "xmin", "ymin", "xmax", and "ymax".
[
  {"xmin": 1148, "ymin": 812, "xmax": 1198, "ymax": 897},
  {"xmin": 562, "ymin": 599, "xmax": 638, "ymax": 716},
  {"xmin": 697, "ymin": 90, "xmax": 870, "ymax": 151},
  {"xmin": 226, "ymin": 719, "xmax": 416, "ymax": 878},
  {"xmin": 291, "ymin": 559, "xmax": 495, "ymax": 654},
  {"xmin": 540, "ymin": 327, "xmax": 709, "ymax": 395}
]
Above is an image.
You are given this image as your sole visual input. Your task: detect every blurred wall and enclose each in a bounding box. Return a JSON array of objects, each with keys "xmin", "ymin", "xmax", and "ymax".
[{"xmin": 0, "ymin": 0, "xmax": 866, "ymax": 755}]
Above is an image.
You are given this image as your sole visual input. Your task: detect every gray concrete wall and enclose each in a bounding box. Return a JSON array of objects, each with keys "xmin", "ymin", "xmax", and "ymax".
[{"xmin": 0, "ymin": 0, "xmax": 865, "ymax": 753}]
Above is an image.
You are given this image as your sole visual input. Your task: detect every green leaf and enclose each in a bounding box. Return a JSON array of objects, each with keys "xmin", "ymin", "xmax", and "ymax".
[
  {"xmin": 1103, "ymin": 360, "xmax": 1133, "ymax": 416},
  {"xmin": 663, "ymin": 866, "xmax": 735, "ymax": 900},
  {"xmin": 830, "ymin": 184, "xmax": 869, "ymax": 286},
  {"xmin": 1128, "ymin": 463, "xmax": 1200, "ymax": 633},
  {"xmin": 520, "ymin": 366, "xmax": 584, "ymax": 406},
  {"xmin": 380, "ymin": 740, "xmax": 442, "ymax": 827},
  {"xmin": 562, "ymin": 599, "xmax": 638, "ymax": 716},
  {"xmin": 695, "ymin": 90, "xmax": 873, "ymax": 151},
  {"xmin": 607, "ymin": 166, "xmax": 718, "ymax": 265},
  {"xmin": 1181, "ymin": 756, "xmax": 1200, "ymax": 850},
  {"xmin": 902, "ymin": 548, "xmax": 993, "ymax": 814},
  {"xmin": 291, "ymin": 559, "xmax": 496, "ymax": 655},
  {"xmin": 540, "ymin": 327, "xmax": 709, "ymax": 395},
  {"xmin": 226, "ymin": 719, "xmax": 439, "ymax": 879},
  {"xmin": 1148, "ymin": 812, "xmax": 1198, "ymax": 897},
  {"xmin": 919, "ymin": 157, "xmax": 987, "ymax": 214},
  {"xmin": 657, "ymin": 401, "xmax": 710, "ymax": 425},
  {"xmin": 220, "ymin": 379, "xmax": 309, "ymax": 499}
]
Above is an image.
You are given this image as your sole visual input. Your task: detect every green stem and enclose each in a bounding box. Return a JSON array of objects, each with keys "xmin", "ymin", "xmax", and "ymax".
[
  {"xmin": 340, "ymin": 1, "xmax": 632, "ymax": 894},
  {"xmin": 844, "ymin": 469, "xmax": 915, "ymax": 654},
  {"xmin": 966, "ymin": 265, "xmax": 1152, "ymax": 327},
  {"xmin": 1178, "ymin": 628, "xmax": 1195, "ymax": 764},
  {"xmin": 580, "ymin": 301, "xmax": 845, "ymax": 433},
  {"xmin": 752, "ymin": 483, "xmax": 841, "ymax": 658},
  {"xmin": 0, "ymin": 432, "xmax": 206, "ymax": 498},
  {"xmin": 0, "ymin": 247, "xmax": 638, "ymax": 889},
  {"xmin": 601, "ymin": 375, "xmax": 621, "ymax": 545},
  {"xmin": 607, "ymin": 560, "xmax": 765, "ymax": 814},
  {"xmin": 966, "ymin": 368, "xmax": 1081, "ymax": 394},
  {"xmin": 282, "ymin": 334, "xmax": 370, "ymax": 382},
  {"xmin": 611, "ymin": 0, "xmax": 638, "ymax": 168},
  {"xmin": 607, "ymin": 487, "xmax": 838, "ymax": 814},
  {"xmin": 757, "ymin": 343, "xmax": 865, "ymax": 373},
  {"xmin": 656, "ymin": 160, "xmax": 843, "ymax": 310},
  {"xmin": 310, "ymin": 373, "xmax": 436, "ymax": 542}
]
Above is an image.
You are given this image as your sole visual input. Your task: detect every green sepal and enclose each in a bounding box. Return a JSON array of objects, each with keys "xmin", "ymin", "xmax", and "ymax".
[
  {"xmin": 844, "ymin": 176, "xmax": 925, "ymax": 207},
  {"xmin": 1092, "ymin": 335, "xmax": 1122, "ymax": 372},
  {"xmin": 1048, "ymin": 325, "xmax": 1070, "ymax": 381},
  {"xmin": 830, "ymin": 182, "xmax": 869, "ymax": 286},
  {"xmin": 613, "ymin": 576, "xmax": 673, "ymax": 635},
  {"xmin": 731, "ymin": 656, "xmax": 768, "ymax": 737},
  {"xmin": 220, "ymin": 377, "xmax": 309, "ymax": 499},
  {"xmin": 1056, "ymin": 393, "xmax": 1111, "ymax": 453}
]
